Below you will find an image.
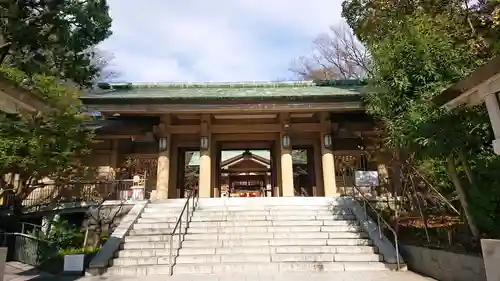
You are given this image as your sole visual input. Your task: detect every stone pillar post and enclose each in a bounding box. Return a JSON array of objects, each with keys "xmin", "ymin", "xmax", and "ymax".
[
  {"xmin": 280, "ymin": 113, "xmax": 294, "ymax": 197},
  {"xmin": 199, "ymin": 115, "xmax": 212, "ymax": 198},
  {"xmin": 484, "ymin": 93, "xmax": 500, "ymax": 155},
  {"xmin": 319, "ymin": 112, "xmax": 338, "ymax": 196},
  {"xmin": 155, "ymin": 116, "xmax": 171, "ymax": 200}
]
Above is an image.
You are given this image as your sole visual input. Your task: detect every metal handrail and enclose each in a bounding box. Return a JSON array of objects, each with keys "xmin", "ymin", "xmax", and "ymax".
[
  {"xmin": 20, "ymin": 222, "xmax": 44, "ymax": 235},
  {"xmin": 168, "ymin": 188, "xmax": 199, "ymax": 275},
  {"xmin": 349, "ymin": 185, "xmax": 401, "ymax": 270}
]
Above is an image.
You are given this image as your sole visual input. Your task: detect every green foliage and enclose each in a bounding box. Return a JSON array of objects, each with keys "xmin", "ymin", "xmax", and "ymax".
[
  {"xmin": 60, "ymin": 246, "xmax": 100, "ymax": 256},
  {"xmin": 342, "ymin": 0, "xmax": 500, "ymax": 238},
  {"xmin": 0, "ymin": 67, "xmax": 94, "ymax": 209},
  {"xmin": 0, "ymin": 0, "xmax": 112, "ymax": 87},
  {"xmin": 46, "ymin": 220, "xmax": 85, "ymax": 251},
  {"xmin": 38, "ymin": 247, "xmax": 100, "ymax": 274}
]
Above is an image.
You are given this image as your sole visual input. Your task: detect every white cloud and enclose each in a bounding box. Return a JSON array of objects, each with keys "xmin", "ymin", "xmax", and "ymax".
[{"xmin": 99, "ymin": 0, "xmax": 344, "ymax": 82}]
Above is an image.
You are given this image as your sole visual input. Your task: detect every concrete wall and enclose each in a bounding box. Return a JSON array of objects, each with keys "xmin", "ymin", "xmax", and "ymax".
[
  {"xmin": 0, "ymin": 247, "xmax": 6, "ymax": 281},
  {"xmin": 82, "ymin": 203, "xmax": 134, "ymax": 248},
  {"xmin": 481, "ymin": 239, "xmax": 500, "ymax": 281},
  {"xmin": 401, "ymin": 244, "xmax": 487, "ymax": 281}
]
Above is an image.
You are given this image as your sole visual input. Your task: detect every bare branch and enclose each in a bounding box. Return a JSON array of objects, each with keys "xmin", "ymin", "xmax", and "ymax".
[{"xmin": 290, "ymin": 23, "xmax": 371, "ymax": 80}]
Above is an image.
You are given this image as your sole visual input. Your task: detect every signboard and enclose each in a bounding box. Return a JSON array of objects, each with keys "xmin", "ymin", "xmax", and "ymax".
[
  {"xmin": 354, "ymin": 171, "xmax": 379, "ymax": 187},
  {"xmin": 63, "ymin": 254, "xmax": 85, "ymax": 273}
]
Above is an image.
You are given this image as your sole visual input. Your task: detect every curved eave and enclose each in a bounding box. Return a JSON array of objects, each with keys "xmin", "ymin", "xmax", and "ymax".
[{"xmin": 79, "ymin": 94, "xmax": 363, "ymax": 105}]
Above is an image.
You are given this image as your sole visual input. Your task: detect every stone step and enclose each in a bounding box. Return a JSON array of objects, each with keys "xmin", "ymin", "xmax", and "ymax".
[
  {"xmin": 120, "ymin": 241, "xmax": 172, "ymax": 250},
  {"xmin": 128, "ymin": 228, "xmax": 186, "ymax": 236},
  {"xmin": 195, "ymin": 205, "xmax": 345, "ymax": 210},
  {"xmin": 124, "ymin": 234, "xmax": 183, "ymax": 243},
  {"xmin": 175, "ymin": 253, "xmax": 382, "ymax": 264},
  {"xmin": 181, "ymin": 238, "xmax": 373, "ymax": 247},
  {"xmin": 111, "ymin": 253, "xmax": 382, "ymax": 266},
  {"xmin": 105, "ymin": 261, "xmax": 390, "ymax": 276},
  {"xmin": 194, "ymin": 198, "xmax": 345, "ymax": 206},
  {"xmin": 129, "ymin": 225, "xmax": 362, "ymax": 235},
  {"xmin": 180, "ymin": 245, "xmax": 377, "ymax": 255},
  {"xmin": 136, "ymin": 218, "xmax": 187, "ymax": 224},
  {"xmin": 120, "ymin": 238, "xmax": 373, "ymax": 249},
  {"xmin": 185, "ymin": 225, "xmax": 362, "ymax": 233},
  {"xmin": 174, "ymin": 261, "xmax": 390, "ymax": 274},
  {"xmin": 133, "ymin": 223, "xmax": 178, "ymax": 229},
  {"xmin": 116, "ymin": 245, "xmax": 377, "ymax": 258},
  {"xmin": 139, "ymin": 213, "xmax": 186, "ymax": 220},
  {"xmin": 184, "ymin": 232, "xmax": 368, "ymax": 240},
  {"xmin": 142, "ymin": 207, "xmax": 192, "ymax": 213},
  {"xmin": 125, "ymin": 232, "xmax": 367, "ymax": 242},
  {"xmin": 192, "ymin": 210, "xmax": 349, "ymax": 216},
  {"xmin": 190, "ymin": 214, "xmax": 356, "ymax": 222},
  {"xmin": 186, "ymin": 219, "xmax": 357, "ymax": 227}
]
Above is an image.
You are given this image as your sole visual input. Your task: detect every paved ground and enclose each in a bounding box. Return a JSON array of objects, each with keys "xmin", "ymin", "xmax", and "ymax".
[
  {"xmin": 60, "ymin": 272, "xmax": 435, "ymax": 281},
  {"xmin": 3, "ymin": 261, "xmax": 54, "ymax": 281},
  {"xmin": 3, "ymin": 261, "xmax": 435, "ymax": 281}
]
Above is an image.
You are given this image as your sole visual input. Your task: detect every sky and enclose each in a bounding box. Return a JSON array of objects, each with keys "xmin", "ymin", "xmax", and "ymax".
[{"xmin": 99, "ymin": 0, "xmax": 344, "ymax": 83}]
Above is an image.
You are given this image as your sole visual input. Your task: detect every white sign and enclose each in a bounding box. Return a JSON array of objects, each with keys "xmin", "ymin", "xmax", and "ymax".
[
  {"xmin": 63, "ymin": 254, "xmax": 85, "ymax": 272},
  {"xmin": 354, "ymin": 171, "xmax": 379, "ymax": 187}
]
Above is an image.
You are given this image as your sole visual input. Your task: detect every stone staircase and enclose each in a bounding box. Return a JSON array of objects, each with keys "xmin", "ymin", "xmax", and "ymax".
[
  {"xmin": 107, "ymin": 199, "xmax": 190, "ymax": 276},
  {"xmin": 105, "ymin": 197, "xmax": 399, "ymax": 276}
]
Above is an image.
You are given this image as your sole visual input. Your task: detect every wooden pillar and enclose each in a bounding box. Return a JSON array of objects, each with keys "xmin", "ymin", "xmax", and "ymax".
[
  {"xmin": 199, "ymin": 114, "xmax": 212, "ymax": 197},
  {"xmin": 211, "ymin": 140, "xmax": 219, "ymax": 198},
  {"xmin": 273, "ymin": 136, "xmax": 282, "ymax": 196},
  {"xmin": 168, "ymin": 140, "xmax": 179, "ymax": 198},
  {"xmin": 485, "ymin": 93, "xmax": 500, "ymax": 139},
  {"xmin": 319, "ymin": 112, "xmax": 338, "ymax": 196},
  {"xmin": 110, "ymin": 139, "xmax": 119, "ymax": 180},
  {"xmin": 307, "ymin": 146, "xmax": 315, "ymax": 197},
  {"xmin": 280, "ymin": 113, "xmax": 294, "ymax": 197},
  {"xmin": 155, "ymin": 115, "xmax": 171, "ymax": 200},
  {"xmin": 313, "ymin": 139, "xmax": 325, "ymax": 196},
  {"xmin": 484, "ymin": 93, "xmax": 500, "ymax": 155}
]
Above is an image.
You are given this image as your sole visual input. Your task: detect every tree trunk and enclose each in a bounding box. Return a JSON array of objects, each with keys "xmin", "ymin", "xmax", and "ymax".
[
  {"xmin": 446, "ymin": 155, "xmax": 480, "ymax": 238},
  {"xmin": 390, "ymin": 151, "xmax": 404, "ymax": 198},
  {"xmin": 458, "ymin": 148, "xmax": 475, "ymax": 187}
]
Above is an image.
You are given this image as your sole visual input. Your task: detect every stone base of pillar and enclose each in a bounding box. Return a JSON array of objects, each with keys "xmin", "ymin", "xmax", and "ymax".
[{"xmin": 150, "ymin": 190, "xmax": 157, "ymax": 200}]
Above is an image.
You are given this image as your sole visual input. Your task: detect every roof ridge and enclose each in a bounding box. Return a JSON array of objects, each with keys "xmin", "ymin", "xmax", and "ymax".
[
  {"xmin": 97, "ymin": 81, "xmax": 316, "ymax": 90},
  {"xmin": 96, "ymin": 80, "xmax": 364, "ymax": 91}
]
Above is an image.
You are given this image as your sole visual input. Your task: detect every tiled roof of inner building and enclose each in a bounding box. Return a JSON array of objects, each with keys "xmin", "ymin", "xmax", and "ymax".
[{"xmin": 81, "ymin": 80, "xmax": 365, "ymax": 101}]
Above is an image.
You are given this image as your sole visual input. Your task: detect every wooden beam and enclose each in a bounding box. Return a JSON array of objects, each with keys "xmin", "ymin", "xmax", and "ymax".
[
  {"xmin": 84, "ymin": 101, "xmax": 364, "ymax": 114},
  {"xmin": 212, "ymin": 124, "xmax": 279, "ymax": 134},
  {"xmin": 166, "ymin": 122, "xmax": 323, "ymax": 135},
  {"xmin": 219, "ymin": 141, "xmax": 273, "ymax": 150},
  {"xmin": 290, "ymin": 123, "xmax": 321, "ymax": 132},
  {"xmin": 167, "ymin": 124, "xmax": 200, "ymax": 134},
  {"xmin": 214, "ymin": 133, "xmax": 278, "ymax": 142}
]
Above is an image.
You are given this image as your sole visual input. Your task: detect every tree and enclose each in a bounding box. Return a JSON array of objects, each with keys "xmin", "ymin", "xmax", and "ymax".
[
  {"xmin": 90, "ymin": 47, "xmax": 120, "ymax": 84},
  {"xmin": 341, "ymin": 0, "xmax": 500, "ymax": 238},
  {"xmin": 290, "ymin": 24, "xmax": 370, "ymax": 80},
  {"xmin": 83, "ymin": 199, "xmax": 128, "ymax": 248},
  {"xmin": 0, "ymin": 67, "xmax": 94, "ymax": 214},
  {"xmin": 0, "ymin": 0, "xmax": 112, "ymax": 87}
]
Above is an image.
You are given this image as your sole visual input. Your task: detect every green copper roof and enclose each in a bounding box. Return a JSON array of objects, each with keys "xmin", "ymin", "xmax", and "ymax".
[{"xmin": 82, "ymin": 80, "xmax": 364, "ymax": 102}]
